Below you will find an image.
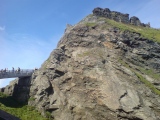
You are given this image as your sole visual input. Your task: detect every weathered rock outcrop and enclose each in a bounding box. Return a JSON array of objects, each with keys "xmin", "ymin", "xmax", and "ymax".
[
  {"xmin": 93, "ymin": 7, "xmax": 150, "ymax": 27},
  {"xmin": 1, "ymin": 8, "xmax": 160, "ymax": 120},
  {"xmin": 27, "ymin": 14, "xmax": 160, "ymax": 119},
  {"xmin": 0, "ymin": 77, "xmax": 31, "ymax": 103}
]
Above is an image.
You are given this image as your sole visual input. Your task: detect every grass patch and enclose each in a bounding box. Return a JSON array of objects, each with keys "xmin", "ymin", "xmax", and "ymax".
[
  {"xmin": 118, "ymin": 60, "xmax": 160, "ymax": 96},
  {"xmin": 135, "ymin": 72, "xmax": 160, "ymax": 95},
  {"xmin": 138, "ymin": 67, "xmax": 160, "ymax": 80},
  {"xmin": 0, "ymin": 92, "xmax": 48, "ymax": 120},
  {"xmin": 77, "ymin": 51, "xmax": 91, "ymax": 57},
  {"xmin": 45, "ymin": 111, "xmax": 52, "ymax": 119},
  {"xmin": 103, "ymin": 18, "xmax": 160, "ymax": 43},
  {"xmin": 29, "ymin": 97, "xmax": 36, "ymax": 101},
  {"xmin": 85, "ymin": 22, "xmax": 97, "ymax": 27},
  {"xmin": 0, "ymin": 92, "xmax": 8, "ymax": 98}
]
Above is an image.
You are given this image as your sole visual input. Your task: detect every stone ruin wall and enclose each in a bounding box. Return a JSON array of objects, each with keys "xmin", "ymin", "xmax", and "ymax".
[{"xmin": 93, "ymin": 7, "xmax": 150, "ymax": 27}]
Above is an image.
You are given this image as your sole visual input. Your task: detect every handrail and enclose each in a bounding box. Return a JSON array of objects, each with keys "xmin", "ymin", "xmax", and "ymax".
[
  {"xmin": 0, "ymin": 69, "xmax": 34, "ymax": 79},
  {"xmin": 0, "ymin": 69, "xmax": 34, "ymax": 73}
]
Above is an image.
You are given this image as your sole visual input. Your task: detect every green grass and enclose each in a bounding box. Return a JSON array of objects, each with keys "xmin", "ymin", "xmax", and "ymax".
[
  {"xmin": 85, "ymin": 22, "xmax": 97, "ymax": 27},
  {"xmin": 104, "ymin": 18, "xmax": 160, "ymax": 43},
  {"xmin": 0, "ymin": 92, "xmax": 8, "ymax": 98},
  {"xmin": 45, "ymin": 111, "xmax": 52, "ymax": 119},
  {"xmin": 77, "ymin": 51, "xmax": 91, "ymax": 57},
  {"xmin": 0, "ymin": 92, "xmax": 48, "ymax": 120},
  {"xmin": 138, "ymin": 67, "xmax": 160, "ymax": 80},
  {"xmin": 29, "ymin": 97, "xmax": 36, "ymax": 101},
  {"xmin": 135, "ymin": 72, "xmax": 160, "ymax": 95},
  {"xmin": 118, "ymin": 59, "xmax": 160, "ymax": 96},
  {"xmin": 85, "ymin": 16, "xmax": 160, "ymax": 43}
]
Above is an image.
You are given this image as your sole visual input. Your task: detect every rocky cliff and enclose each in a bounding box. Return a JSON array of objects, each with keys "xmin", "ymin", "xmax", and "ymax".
[
  {"xmin": 93, "ymin": 7, "xmax": 150, "ymax": 27},
  {"xmin": 1, "ymin": 8, "xmax": 160, "ymax": 120}
]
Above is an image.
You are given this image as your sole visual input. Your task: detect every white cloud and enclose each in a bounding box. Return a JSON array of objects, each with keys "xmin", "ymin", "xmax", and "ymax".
[{"xmin": 0, "ymin": 26, "xmax": 5, "ymax": 31}]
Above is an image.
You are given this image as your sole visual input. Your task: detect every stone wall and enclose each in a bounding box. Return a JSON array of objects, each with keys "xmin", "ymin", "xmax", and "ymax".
[{"xmin": 93, "ymin": 7, "xmax": 150, "ymax": 27}]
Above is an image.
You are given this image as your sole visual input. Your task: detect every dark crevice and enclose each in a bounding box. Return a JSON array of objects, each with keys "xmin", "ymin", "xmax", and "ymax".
[
  {"xmin": 55, "ymin": 70, "xmax": 65, "ymax": 76},
  {"xmin": 45, "ymin": 86, "xmax": 54, "ymax": 95},
  {"xmin": 119, "ymin": 91, "xmax": 127, "ymax": 101}
]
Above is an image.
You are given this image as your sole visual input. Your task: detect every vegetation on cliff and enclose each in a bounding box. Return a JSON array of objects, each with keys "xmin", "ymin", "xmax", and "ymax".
[
  {"xmin": 105, "ymin": 18, "xmax": 160, "ymax": 43},
  {"xmin": 118, "ymin": 59, "xmax": 160, "ymax": 96},
  {"xmin": 0, "ymin": 92, "xmax": 48, "ymax": 120}
]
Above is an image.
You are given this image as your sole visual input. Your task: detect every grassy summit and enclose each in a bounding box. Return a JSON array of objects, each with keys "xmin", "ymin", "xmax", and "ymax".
[
  {"xmin": 86, "ymin": 15, "xmax": 160, "ymax": 43},
  {"xmin": 105, "ymin": 18, "xmax": 160, "ymax": 43}
]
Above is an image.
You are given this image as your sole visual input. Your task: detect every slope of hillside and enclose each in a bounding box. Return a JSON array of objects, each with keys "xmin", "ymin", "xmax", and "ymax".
[{"xmin": 1, "ymin": 8, "xmax": 160, "ymax": 120}]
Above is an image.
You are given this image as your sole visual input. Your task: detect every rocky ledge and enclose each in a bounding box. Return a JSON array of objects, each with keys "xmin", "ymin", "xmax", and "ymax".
[{"xmin": 93, "ymin": 7, "xmax": 150, "ymax": 27}]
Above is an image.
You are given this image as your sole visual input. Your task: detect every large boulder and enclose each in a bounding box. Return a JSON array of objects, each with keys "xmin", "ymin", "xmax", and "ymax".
[
  {"xmin": 130, "ymin": 16, "xmax": 142, "ymax": 26},
  {"xmin": 110, "ymin": 11, "xmax": 129, "ymax": 23}
]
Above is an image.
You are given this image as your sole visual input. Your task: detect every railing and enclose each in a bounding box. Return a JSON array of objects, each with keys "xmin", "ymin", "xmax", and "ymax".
[{"xmin": 0, "ymin": 69, "xmax": 34, "ymax": 79}]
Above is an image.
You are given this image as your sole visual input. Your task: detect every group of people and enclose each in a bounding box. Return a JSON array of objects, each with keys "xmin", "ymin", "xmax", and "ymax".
[
  {"xmin": 0, "ymin": 67, "xmax": 38, "ymax": 75},
  {"xmin": 0, "ymin": 67, "xmax": 21, "ymax": 74},
  {"xmin": 12, "ymin": 67, "xmax": 21, "ymax": 72},
  {"xmin": 0, "ymin": 68, "xmax": 8, "ymax": 73}
]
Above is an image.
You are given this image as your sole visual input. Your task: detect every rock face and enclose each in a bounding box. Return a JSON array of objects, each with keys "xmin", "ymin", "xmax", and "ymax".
[
  {"xmin": 93, "ymin": 7, "xmax": 150, "ymax": 27},
  {"xmin": 130, "ymin": 16, "xmax": 141, "ymax": 26},
  {"xmin": 0, "ymin": 77, "xmax": 31, "ymax": 103},
  {"xmin": 1, "ymin": 8, "xmax": 160, "ymax": 120},
  {"xmin": 28, "ymin": 14, "xmax": 160, "ymax": 119}
]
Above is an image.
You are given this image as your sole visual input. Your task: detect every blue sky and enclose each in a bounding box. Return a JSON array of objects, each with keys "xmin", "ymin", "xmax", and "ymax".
[{"xmin": 0, "ymin": 0, "xmax": 160, "ymax": 87}]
